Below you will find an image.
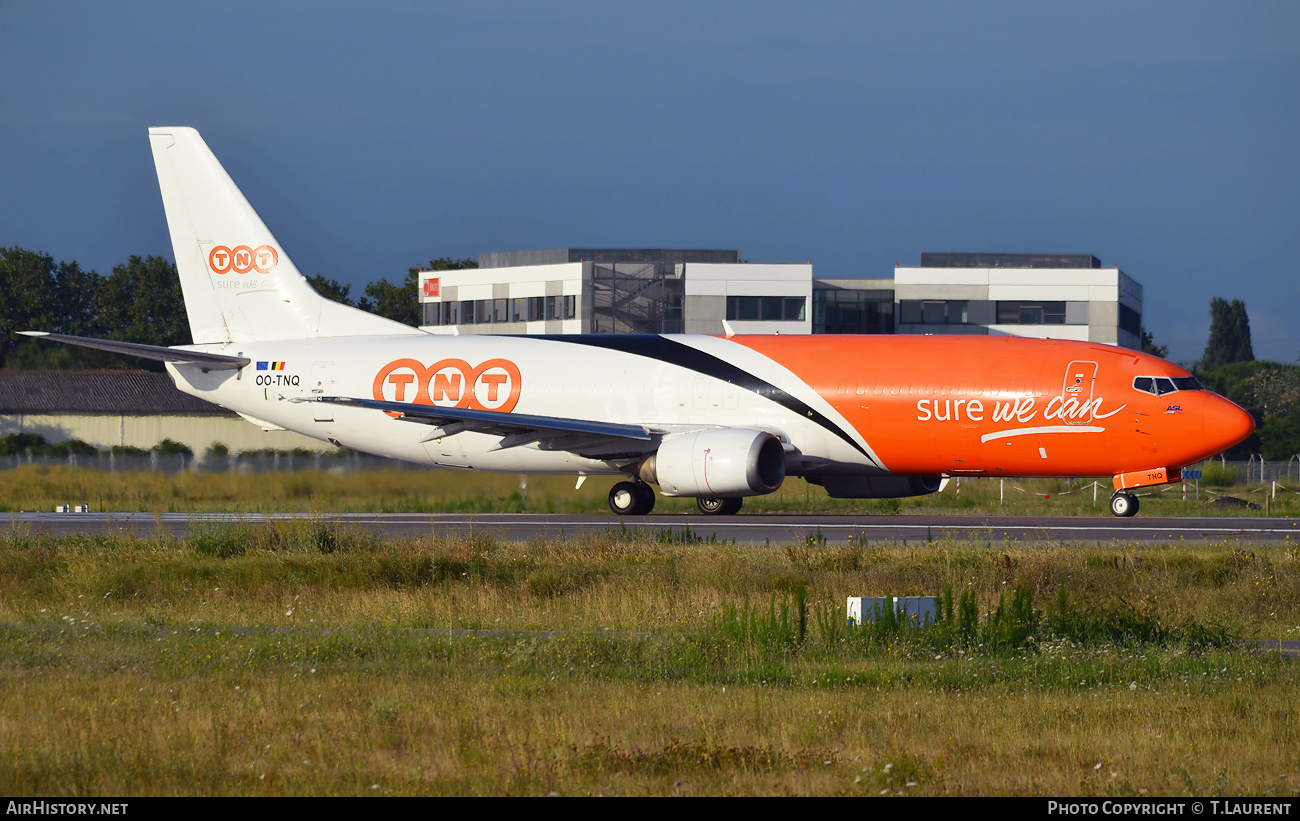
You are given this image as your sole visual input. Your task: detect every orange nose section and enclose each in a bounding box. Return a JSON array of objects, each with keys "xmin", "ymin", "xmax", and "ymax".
[{"xmin": 1203, "ymin": 396, "xmax": 1255, "ymax": 454}]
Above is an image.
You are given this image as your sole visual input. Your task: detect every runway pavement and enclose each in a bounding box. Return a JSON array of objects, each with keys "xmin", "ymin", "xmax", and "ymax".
[{"xmin": 5, "ymin": 511, "xmax": 1300, "ymax": 544}]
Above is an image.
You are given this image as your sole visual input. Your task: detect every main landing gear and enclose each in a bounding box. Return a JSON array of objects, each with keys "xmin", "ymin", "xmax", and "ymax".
[
  {"xmin": 1109, "ymin": 492, "xmax": 1140, "ymax": 518},
  {"xmin": 608, "ymin": 481, "xmax": 656, "ymax": 516},
  {"xmin": 696, "ymin": 497, "xmax": 743, "ymax": 516}
]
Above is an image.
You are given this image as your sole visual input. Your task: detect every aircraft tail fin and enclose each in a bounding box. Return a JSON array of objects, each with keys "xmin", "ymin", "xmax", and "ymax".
[{"xmin": 147, "ymin": 127, "xmax": 421, "ymax": 344}]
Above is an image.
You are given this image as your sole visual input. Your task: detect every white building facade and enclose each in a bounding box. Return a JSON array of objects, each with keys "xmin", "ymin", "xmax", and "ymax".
[
  {"xmin": 417, "ymin": 249, "xmax": 1142, "ymax": 351},
  {"xmin": 419, "ymin": 249, "xmax": 811, "ymax": 336},
  {"xmin": 891, "ymin": 253, "xmax": 1143, "ymax": 349}
]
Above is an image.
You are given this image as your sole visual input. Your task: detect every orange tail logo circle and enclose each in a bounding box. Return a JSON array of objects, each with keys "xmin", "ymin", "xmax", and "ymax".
[{"xmin": 209, "ymin": 244, "xmax": 279, "ymax": 275}]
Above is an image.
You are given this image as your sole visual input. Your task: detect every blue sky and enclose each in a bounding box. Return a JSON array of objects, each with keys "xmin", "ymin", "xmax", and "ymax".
[{"xmin": 2, "ymin": 1, "xmax": 1296, "ymax": 363}]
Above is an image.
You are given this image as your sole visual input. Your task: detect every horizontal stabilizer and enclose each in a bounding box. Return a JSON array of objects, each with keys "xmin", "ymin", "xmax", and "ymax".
[{"xmin": 19, "ymin": 332, "xmax": 249, "ymax": 370}]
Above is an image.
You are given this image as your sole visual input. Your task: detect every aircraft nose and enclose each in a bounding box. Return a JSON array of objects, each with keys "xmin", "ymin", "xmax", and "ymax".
[{"xmin": 1203, "ymin": 395, "xmax": 1255, "ymax": 453}]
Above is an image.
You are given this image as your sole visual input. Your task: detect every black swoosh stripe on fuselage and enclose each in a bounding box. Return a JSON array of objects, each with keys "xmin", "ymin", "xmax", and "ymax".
[{"xmin": 530, "ymin": 335, "xmax": 877, "ymax": 466}]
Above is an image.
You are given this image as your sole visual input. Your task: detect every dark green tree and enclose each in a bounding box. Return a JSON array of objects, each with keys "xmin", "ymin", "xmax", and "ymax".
[
  {"xmin": 96, "ymin": 255, "xmax": 190, "ymax": 348},
  {"xmin": 1140, "ymin": 327, "xmax": 1169, "ymax": 359},
  {"xmin": 356, "ymin": 260, "xmax": 476, "ymax": 326},
  {"xmin": 1196, "ymin": 359, "xmax": 1300, "ymax": 458},
  {"xmin": 423, "ymin": 257, "xmax": 478, "ymax": 272},
  {"xmin": 306, "ymin": 273, "xmax": 356, "ymax": 306},
  {"xmin": 1201, "ymin": 297, "xmax": 1254, "ymax": 372},
  {"xmin": 0, "ymin": 246, "xmax": 105, "ymax": 367},
  {"xmin": 359, "ymin": 269, "xmax": 421, "ymax": 326},
  {"xmin": 1259, "ymin": 409, "xmax": 1300, "ymax": 460}
]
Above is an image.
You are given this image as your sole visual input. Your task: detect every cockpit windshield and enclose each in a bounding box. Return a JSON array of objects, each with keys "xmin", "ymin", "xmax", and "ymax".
[{"xmin": 1133, "ymin": 375, "xmax": 1203, "ymax": 396}]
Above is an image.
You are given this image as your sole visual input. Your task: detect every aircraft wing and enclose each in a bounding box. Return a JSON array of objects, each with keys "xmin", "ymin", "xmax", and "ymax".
[
  {"xmin": 19, "ymin": 332, "xmax": 249, "ymax": 370},
  {"xmin": 308, "ymin": 396, "xmax": 661, "ymax": 459}
]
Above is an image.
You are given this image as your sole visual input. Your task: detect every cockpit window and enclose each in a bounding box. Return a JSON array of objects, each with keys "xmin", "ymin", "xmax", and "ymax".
[{"xmin": 1133, "ymin": 375, "xmax": 1203, "ymax": 396}]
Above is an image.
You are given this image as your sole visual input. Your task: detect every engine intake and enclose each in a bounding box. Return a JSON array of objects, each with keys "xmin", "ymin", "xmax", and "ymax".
[{"xmin": 640, "ymin": 429, "xmax": 786, "ymax": 497}]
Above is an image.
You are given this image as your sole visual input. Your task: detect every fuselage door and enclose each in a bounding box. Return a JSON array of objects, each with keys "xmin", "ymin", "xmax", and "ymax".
[{"xmin": 1061, "ymin": 361, "xmax": 1098, "ymax": 425}]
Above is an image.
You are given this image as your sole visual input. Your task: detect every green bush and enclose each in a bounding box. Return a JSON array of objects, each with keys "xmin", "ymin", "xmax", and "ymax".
[
  {"xmin": 1199, "ymin": 462, "xmax": 1240, "ymax": 486},
  {"xmin": 154, "ymin": 438, "xmax": 193, "ymax": 457},
  {"xmin": 0, "ymin": 434, "xmax": 96, "ymax": 457},
  {"xmin": 204, "ymin": 442, "xmax": 229, "ymax": 460},
  {"xmin": 0, "ymin": 433, "xmax": 49, "ymax": 455}
]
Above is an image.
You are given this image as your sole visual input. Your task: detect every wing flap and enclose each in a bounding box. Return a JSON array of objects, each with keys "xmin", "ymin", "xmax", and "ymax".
[{"xmin": 307, "ymin": 396, "xmax": 658, "ymax": 457}]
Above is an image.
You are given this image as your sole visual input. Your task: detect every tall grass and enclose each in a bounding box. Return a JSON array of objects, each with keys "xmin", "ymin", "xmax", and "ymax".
[
  {"xmin": 0, "ymin": 464, "xmax": 1295, "ymax": 515},
  {"xmin": 1, "ymin": 528, "xmax": 1297, "ymax": 795}
]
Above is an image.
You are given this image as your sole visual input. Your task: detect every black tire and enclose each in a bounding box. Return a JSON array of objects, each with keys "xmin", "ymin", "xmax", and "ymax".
[
  {"xmin": 609, "ymin": 481, "xmax": 655, "ymax": 515},
  {"xmin": 696, "ymin": 496, "xmax": 743, "ymax": 515},
  {"xmin": 1109, "ymin": 492, "xmax": 1139, "ymax": 518},
  {"xmin": 634, "ymin": 482, "xmax": 657, "ymax": 515}
]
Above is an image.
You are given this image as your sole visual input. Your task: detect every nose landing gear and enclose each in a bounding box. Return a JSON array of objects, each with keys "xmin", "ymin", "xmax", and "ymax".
[{"xmin": 1109, "ymin": 492, "xmax": 1140, "ymax": 518}]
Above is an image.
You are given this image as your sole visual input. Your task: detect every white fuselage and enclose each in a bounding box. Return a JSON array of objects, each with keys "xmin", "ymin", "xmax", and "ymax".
[{"xmin": 166, "ymin": 333, "xmax": 878, "ymax": 476}]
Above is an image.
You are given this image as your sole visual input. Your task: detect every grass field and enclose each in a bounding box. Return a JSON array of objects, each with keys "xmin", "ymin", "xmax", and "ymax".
[
  {"xmin": 0, "ymin": 464, "xmax": 1295, "ymax": 516},
  {"xmin": 1, "ymin": 521, "xmax": 1297, "ymax": 795}
]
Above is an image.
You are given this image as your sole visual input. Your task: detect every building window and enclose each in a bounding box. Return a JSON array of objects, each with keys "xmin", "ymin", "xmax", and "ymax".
[
  {"xmin": 1119, "ymin": 304, "xmax": 1141, "ymax": 336},
  {"xmin": 544, "ymin": 295, "xmax": 576, "ymax": 321},
  {"xmin": 528, "ymin": 296, "xmax": 544, "ymax": 322},
  {"xmin": 726, "ymin": 296, "xmax": 806, "ymax": 322},
  {"xmin": 996, "ymin": 301, "xmax": 1065, "ymax": 325},
  {"xmin": 812, "ymin": 290, "xmax": 893, "ymax": 334},
  {"xmin": 899, "ymin": 300, "xmax": 968, "ymax": 325},
  {"xmin": 429, "ymin": 301, "xmax": 458, "ymax": 326}
]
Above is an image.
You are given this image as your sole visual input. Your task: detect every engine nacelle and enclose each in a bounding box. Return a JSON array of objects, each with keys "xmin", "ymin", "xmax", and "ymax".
[
  {"xmin": 639, "ymin": 428, "xmax": 786, "ymax": 497},
  {"xmin": 809, "ymin": 474, "xmax": 942, "ymax": 499}
]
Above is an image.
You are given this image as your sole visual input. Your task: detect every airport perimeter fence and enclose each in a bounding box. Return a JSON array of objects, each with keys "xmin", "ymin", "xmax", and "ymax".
[
  {"xmin": 5, "ymin": 448, "xmax": 1300, "ymax": 486},
  {"xmin": 1201, "ymin": 459, "xmax": 1300, "ymax": 486},
  {"xmin": 0, "ymin": 448, "xmax": 420, "ymax": 475}
]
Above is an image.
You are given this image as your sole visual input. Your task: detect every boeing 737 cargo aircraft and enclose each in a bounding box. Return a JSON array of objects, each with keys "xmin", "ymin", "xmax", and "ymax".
[{"xmin": 24, "ymin": 128, "xmax": 1255, "ymax": 517}]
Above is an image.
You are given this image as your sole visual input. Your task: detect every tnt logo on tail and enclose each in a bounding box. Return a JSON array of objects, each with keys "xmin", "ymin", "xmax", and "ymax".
[{"xmin": 209, "ymin": 245, "xmax": 279, "ymax": 275}]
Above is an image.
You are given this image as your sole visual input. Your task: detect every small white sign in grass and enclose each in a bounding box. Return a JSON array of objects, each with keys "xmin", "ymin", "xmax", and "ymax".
[{"xmin": 847, "ymin": 596, "xmax": 938, "ymax": 628}]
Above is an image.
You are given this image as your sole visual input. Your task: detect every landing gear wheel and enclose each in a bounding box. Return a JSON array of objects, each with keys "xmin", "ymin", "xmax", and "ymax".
[
  {"xmin": 1109, "ymin": 492, "xmax": 1139, "ymax": 518},
  {"xmin": 609, "ymin": 481, "xmax": 655, "ymax": 515},
  {"xmin": 633, "ymin": 482, "xmax": 656, "ymax": 515},
  {"xmin": 696, "ymin": 496, "xmax": 743, "ymax": 515}
]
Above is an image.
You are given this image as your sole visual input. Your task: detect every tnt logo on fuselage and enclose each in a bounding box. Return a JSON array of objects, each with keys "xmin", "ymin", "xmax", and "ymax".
[
  {"xmin": 209, "ymin": 245, "xmax": 279, "ymax": 275},
  {"xmin": 373, "ymin": 358, "xmax": 521, "ymax": 414}
]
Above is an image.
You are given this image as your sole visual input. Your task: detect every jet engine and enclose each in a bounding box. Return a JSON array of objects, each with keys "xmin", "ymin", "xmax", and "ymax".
[
  {"xmin": 808, "ymin": 474, "xmax": 942, "ymax": 499},
  {"xmin": 638, "ymin": 428, "xmax": 786, "ymax": 497}
]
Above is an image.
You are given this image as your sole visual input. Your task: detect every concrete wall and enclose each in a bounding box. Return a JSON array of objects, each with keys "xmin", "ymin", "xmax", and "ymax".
[
  {"xmin": 420, "ymin": 263, "xmax": 585, "ymax": 335},
  {"xmin": 684, "ymin": 263, "xmax": 813, "ymax": 334},
  {"xmin": 892, "ymin": 266, "xmax": 1141, "ymax": 348},
  {"xmin": 0, "ymin": 414, "xmax": 333, "ymax": 453},
  {"xmin": 421, "ymin": 260, "xmax": 815, "ymax": 336}
]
